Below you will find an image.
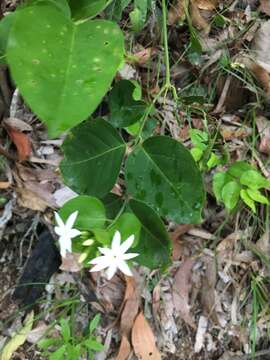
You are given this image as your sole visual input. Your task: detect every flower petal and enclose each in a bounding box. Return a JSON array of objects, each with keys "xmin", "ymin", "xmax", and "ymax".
[
  {"xmin": 122, "ymin": 252, "xmax": 139, "ymax": 260},
  {"xmin": 106, "ymin": 263, "xmax": 118, "ymax": 280},
  {"xmin": 89, "ymin": 255, "xmax": 108, "ymax": 265},
  {"xmin": 66, "ymin": 211, "xmax": 78, "ymax": 230},
  {"xmin": 90, "ymin": 259, "xmax": 110, "ymax": 272},
  {"xmin": 54, "ymin": 212, "xmax": 64, "ymax": 228},
  {"xmin": 59, "ymin": 236, "xmax": 71, "ymax": 257},
  {"xmin": 98, "ymin": 247, "xmax": 112, "ymax": 256},
  {"xmin": 112, "ymin": 230, "xmax": 121, "ymax": 251},
  {"xmin": 54, "ymin": 226, "xmax": 63, "ymax": 236},
  {"xmin": 119, "ymin": 234, "xmax": 134, "ymax": 254},
  {"xmin": 117, "ymin": 259, "xmax": 133, "ymax": 277},
  {"xmin": 69, "ymin": 228, "xmax": 81, "ymax": 238}
]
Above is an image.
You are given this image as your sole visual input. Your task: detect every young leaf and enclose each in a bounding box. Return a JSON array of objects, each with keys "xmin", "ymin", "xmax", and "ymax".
[
  {"xmin": 240, "ymin": 170, "xmax": 270, "ymax": 190},
  {"xmin": 60, "ymin": 119, "xmax": 126, "ymax": 198},
  {"xmin": 125, "ymin": 136, "xmax": 205, "ymax": 224},
  {"xmin": 84, "ymin": 339, "xmax": 104, "ymax": 351},
  {"xmin": 68, "ymin": 0, "xmax": 110, "ymax": 20},
  {"xmin": 246, "ymin": 189, "xmax": 269, "ymax": 205},
  {"xmin": 227, "ymin": 161, "xmax": 254, "ymax": 178},
  {"xmin": 129, "ymin": 199, "xmax": 171, "ymax": 270},
  {"xmin": 221, "ymin": 181, "xmax": 241, "ymax": 210},
  {"xmin": 189, "ymin": 129, "xmax": 208, "ymax": 149},
  {"xmin": 190, "ymin": 147, "xmax": 203, "ymax": 162},
  {"xmin": 60, "ymin": 319, "xmax": 71, "ymax": 343},
  {"xmin": 7, "ymin": 3, "xmax": 124, "ymax": 137},
  {"xmin": 240, "ymin": 189, "xmax": 256, "ymax": 213},
  {"xmin": 207, "ymin": 152, "xmax": 220, "ymax": 169},
  {"xmin": 108, "ymin": 80, "xmax": 147, "ymax": 128},
  {"xmin": 213, "ymin": 172, "xmax": 231, "ymax": 202},
  {"xmin": 59, "ymin": 195, "xmax": 106, "ymax": 230},
  {"xmin": 50, "ymin": 345, "xmax": 66, "ymax": 360},
  {"xmin": 89, "ymin": 314, "xmax": 101, "ymax": 334}
]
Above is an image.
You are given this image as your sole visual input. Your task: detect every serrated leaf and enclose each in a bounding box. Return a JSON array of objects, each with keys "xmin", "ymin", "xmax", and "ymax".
[
  {"xmin": 240, "ymin": 189, "xmax": 256, "ymax": 213},
  {"xmin": 108, "ymin": 80, "xmax": 147, "ymax": 128},
  {"xmin": 60, "ymin": 119, "xmax": 126, "ymax": 198},
  {"xmin": 129, "ymin": 199, "xmax": 171, "ymax": 270},
  {"xmin": 221, "ymin": 181, "xmax": 241, "ymax": 210},
  {"xmin": 240, "ymin": 170, "xmax": 270, "ymax": 190},
  {"xmin": 68, "ymin": 0, "xmax": 110, "ymax": 20},
  {"xmin": 59, "ymin": 195, "xmax": 106, "ymax": 230},
  {"xmin": 7, "ymin": 3, "xmax": 124, "ymax": 137},
  {"xmin": 1, "ymin": 311, "xmax": 34, "ymax": 360},
  {"xmin": 125, "ymin": 136, "xmax": 204, "ymax": 224},
  {"xmin": 246, "ymin": 188, "xmax": 269, "ymax": 205}
]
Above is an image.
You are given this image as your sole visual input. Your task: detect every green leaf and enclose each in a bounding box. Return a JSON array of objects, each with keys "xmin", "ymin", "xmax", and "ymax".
[
  {"xmin": 130, "ymin": 0, "xmax": 148, "ymax": 32},
  {"xmin": 190, "ymin": 147, "xmax": 203, "ymax": 162},
  {"xmin": 102, "ymin": 193, "xmax": 123, "ymax": 220},
  {"xmin": 125, "ymin": 136, "xmax": 204, "ymax": 224},
  {"xmin": 38, "ymin": 338, "xmax": 59, "ymax": 350},
  {"xmin": 246, "ymin": 189, "xmax": 269, "ymax": 205},
  {"xmin": 89, "ymin": 314, "xmax": 101, "ymax": 334},
  {"xmin": 84, "ymin": 339, "xmax": 104, "ymax": 351},
  {"xmin": 240, "ymin": 189, "xmax": 256, "ymax": 213},
  {"xmin": 1, "ymin": 311, "xmax": 34, "ymax": 360},
  {"xmin": 207, "ymin": 152, "xmax": 220, "ymax": 169},
  {"xmin": 221, "ymin": 181, "xmax": 241, "ymax": 210},
  {"xmin": 189, "ymin": 129, "xmax": 208, "ymax": 149},
  {"xmin": 60, "ymin": 119, "xmax": 126, "ymax": 198},
  {"xmin": 227, "ymin": 161, "xmax": 254, "ymax": 178},
  {"xmin": 125, "ymin": 118, "xmax": 156, "ymax": 139},
  {"xmin": 240, "ymin": 170, "xmax": 270, "ymax": 190},
  {"xmin": 68, "ymin": 0, "xmax": 111, "ymax": 20},
  {"xmin": 29, "ymin": 0, "xmax": 71, "ymax": 17},
  {"xmin": 50, "ymin": 345, "xmax": 66, "ymax": 360},
  {"xmin": 129, "ymin": 199, "xmax": 171, "ymax": 270},
  {"xmin": 0, "ymin": 13, "xmax": 15, "ymax": 64},
  {"xmin": 108, "ymin": 212, "xmax": 141, "ymax": 247},
  {"xmin": 108, "ymin": 80, "xmax": 147, "ymax": 128},
  {"xmin": 59, "ymin": 195, "xmax": 106, "ymax": 230},
  {"xmin": 92, "ymin": 228, "xmax": 111, "ymax": 246},
  {"xmin": 213, "ymin": 172, "xmax": 232, "ymax": 202},
  {"xmin": 105, "ymin": 0, "xmax": 131, "ymax": 21},
  {"xmin": 60, "ymin": 319, "xmax": 70, "ymax": 342},
  {"xmin": 7, "ymin": 3, "xmax": 124, "ymax": 137}
]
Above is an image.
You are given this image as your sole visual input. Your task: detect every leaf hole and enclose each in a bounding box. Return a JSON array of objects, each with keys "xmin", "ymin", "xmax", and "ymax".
[{"xmin": 104, "ymin": 41, "xmax": 109, "ymax": 46}]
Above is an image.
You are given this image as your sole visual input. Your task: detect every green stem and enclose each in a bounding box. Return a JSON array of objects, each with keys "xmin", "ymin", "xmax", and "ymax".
[{"xmin": 162, "ymin": 0, "xmax": 170, "ymax": 87}]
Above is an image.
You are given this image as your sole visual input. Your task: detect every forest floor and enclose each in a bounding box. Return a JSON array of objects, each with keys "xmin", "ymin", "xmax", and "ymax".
[{"xmin": 1, "ymin": 0, "xmax": 270, "ymax": 359}]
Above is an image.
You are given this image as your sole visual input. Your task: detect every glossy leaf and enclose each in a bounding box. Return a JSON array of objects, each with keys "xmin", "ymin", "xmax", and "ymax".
[
  {"xmin": 129, "ymin": 199, "xmax": 171, "ymax": 270},
  {"xmin": 102, "ymin": 193, "xmax": 123, "ymax": 220},
  {"xmin": 108, "ymin": 80, "xmax": 147, "ymax": 128},
  {"xmin": 221, "ymin": 181, "xmax": 241, "ymax": 210},
  {"xmin": 125, "ymin": 136, "xmax": 204, "ymax": 224},
  {"xmin": 60, "ymin": 119, "xmax": 126, "ymax": 198},
  {"xmin": 59, "ymin": 195, "xmax": 106, "ymax": 230},
  {"xmin": 68, "ymin": 0, "xmax": 110, "ymax": 20},
  {"xmin": 7, "ymin": 3, "xmax": 124, "ymax": 137}
]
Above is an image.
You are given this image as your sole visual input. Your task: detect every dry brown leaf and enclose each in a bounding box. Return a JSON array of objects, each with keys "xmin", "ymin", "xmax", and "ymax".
[
  {"xmin": 252, "ymin": 20, "xmax": 270, "ymax": 72},
  {"xmin": 16, "ymin": 187, "xmax": 48, "ymax": 211},
  {"xmin": 132, "ymin": 312, "xmax": 161, "ymax": 360},
  {"xmin": 220, "ymin": 125, "xmax": 252, "ymax": 140},
  {"xmin": 7, "ymin": 126, "xmax": 31, "ymax": 161},
  {"xmin": 172, "ymin": 258, "xmax": 196, "ymax": 328},
  {"xmin": 116, "ymin": 335, "xmax": 131, "ymax": 360},
  {"xmin": 4, "ymin": 117, "xmax": 32, "ymax": 132},
  {"xmin": 60, "ymin": 253, "xmax": 83, "ymax": 272},
  {"xmin": 190, "ymin": 0, "xmax": 210, "ymax": 34},
  {"xmin": 170, "ymin": 224, "xmax": 193, "ymax": 260},
  {"xmin": 133, "ymin": 48, "xmax": 156, "ymax": 65},
  {"xmin": 0, "ymin": 181, "xmax": 11, "ymax": 189},
  {"xmin": 26, "ymin": 322, "xmax": 48, "ymax": 344},
  {"xmin": 256, "ymin": 115, "xmax": 270, "ymax": 155},
  {"xmin": 168, "ymin": 0, "xmax": 186, "ymax": 25},
  {"xmin": 259, "ymin": 0, "xmax": 270, "ymax": 17},
  {"xmin": 196, "ymin": 0, "xmax": 217, "ymax": 10}
]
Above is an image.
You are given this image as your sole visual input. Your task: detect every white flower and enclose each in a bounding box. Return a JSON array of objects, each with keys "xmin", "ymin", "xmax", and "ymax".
[
  {"xmin": 54, "ymin": 211, "xmax": 81, "ymax": 258},
  {"xmin": 89, "ymin": 231, "xmax": 139, "ymax": 280}
]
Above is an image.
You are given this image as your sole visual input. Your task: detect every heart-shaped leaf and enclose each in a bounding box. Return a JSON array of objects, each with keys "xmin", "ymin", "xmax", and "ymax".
[
  {"xmin": 59, "ymin": 195, "xmax": 106, "ymax": 230},
  {"xmin": 7, "ymin": 3, "xmax": 124, "ymax": 137},
  {"xmin": 125, "ymin": 136, "xmax": 204, "ymax": 224},
  {"xmin": 108, "ymin": 80, "xmax": 147, "ymax": 128},
  {"xmin": 129, "ymin": 199, "xmax": 171, "ymax": 270},
  {"xmin": 60, "ymin": 118, "xmax": 126, "ymax": 198},
  {"xmin": 68, "ymin": 0, "xmax": 110, "ymax": 20}
]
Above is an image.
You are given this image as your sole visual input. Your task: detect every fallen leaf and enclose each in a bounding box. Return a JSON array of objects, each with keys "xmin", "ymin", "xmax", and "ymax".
[
  {"xmin": 256, "ymin": 115, "xmax": 270, "ymax": 155},
  {"xmin": 1, "ymin": 311, "xmax": 34, "ymax": 360},
  {"xmin": 168, "ymin": 0, "xmax": 186, "ymax": 25},
  {"xmin": 6, "ymin": 126, "xmax": 31, "ymax": 161},
  {"xmin": 0, "ymin": 181, "xmax": 10, "ymax": 189},
  {"xmin": 116, "ymin": 335, "xmax": 131, "ymax": 360},
  {"xmin": 194, "ymin": 315, "xmax": 208, "ymax": 353},
  {"xmin": 132, "ymin": 312, "xmax": 161, "ymax": 360},
  {"xmin": 197, "ymin": 0, "xmax": 217, "ymax": 10},
  {"xmin": 252, "ymin": 20, "xmax": 270, "ymax": 72},
  {"xmin": 259, "ymin": 0, "xmax": 270, "ymax": 16},
  {"xmin": 172, "ymin": 258, "xmax": 196, "ymax": 328},
  {"xmin": 220, "ymin": 125, "xmax": 252, "ymax": 140},
  {"xmin": 190, "ymin": 0, "xmax": 210, "ymax": 34},
  {"xmin": 53, "ymin": 186, "xmax": 78, "ymax": 207},
  {"xmin": 60, "ymin": 252, "xmax": 83, "ymax": 272},
  {"xmin": 4, "ymin": 117, "xmax": 32, "ymax": 131},
  {"xmin": 26, "ymin": 321, "xmax": 48, "ymax": 344},
  {"xmin": 16, "ymin": 187, "xmax": 49, "ymax": 211}
]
